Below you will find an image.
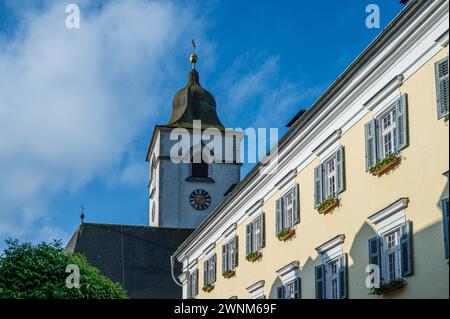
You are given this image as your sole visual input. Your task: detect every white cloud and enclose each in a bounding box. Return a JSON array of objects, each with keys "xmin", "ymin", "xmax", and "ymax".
[{"xmin": 0, "ymin": 0, "xmax": 210, "ymax": 241}]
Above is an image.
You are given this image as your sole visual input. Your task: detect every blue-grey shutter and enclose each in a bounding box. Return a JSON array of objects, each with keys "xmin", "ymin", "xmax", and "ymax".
[
  {"xmin": 222, "ymin": 244, "xmax": 228, "ymax": 273},
  {"xmin": 339, "ymin": 254, "xmax": 348, "ymax": 299},
  {"xmin": 275, "ymin": 199, "xmax": 283, "ymax": 235},
  {"xmin": 261, "ymin": 213, "xmax": 266, "ymax": 248},
  {"xmin": 294, "ymin": 277, "xmax": 301, "ymax": 299},
  {"xmin": 234, "ymin": 236, "xmax": 239, "ymax": 267},
  {"xmin": 314, "ymin": 165, "xmax": 323, "ymax": 207},
  {"xmin": 395, "ymin": 94, "xmax": 408, "ymax": 151},
  {"xmin": 364, "ymin": 119, "xmax": 377, "ymax": 171},
  {"xmin": 368, "ymin": 236, "xmax": 382, "ymax": 281},
  {"xmin": 315, "ymin": 264, "xmax": 326, "ymax": 299},
  {"xmin": 203, "ymin": 260, "xmax": 208, "ymax": 285},
  {"xmin": 293, "ymin": 184, "xmax": 300, "ymax": 224},
  {"xmin": 277, "ymin": 286, "xmax": 285, "ymax": 299},
  {"xmin": 400, "ymin": 221, "xmax": 413, "ymax": 277},
  {"xmin": 442, "ymin": 198, "xmax": 449, "ymax": 259},
  {"xmin": 211, "ymin": 254, "xmax": 217, "ymax": 283},
  {"xmin": 194, "ymin": 269, "xmax": 199, "ymax": 296},
  {"xmin": 246, "ymin": 223, "xmax": 253, "ymax": 254},
  {"xmin": 336, "ymin": 146, "xmax": 345, "ymax": 194},
  {"xmin": 187, "ymin": 272, "xmax": 192, "ymax": 299},
  {"xmin": 435, "ymin": 57, "xmax": 449, "ymax": 118}
]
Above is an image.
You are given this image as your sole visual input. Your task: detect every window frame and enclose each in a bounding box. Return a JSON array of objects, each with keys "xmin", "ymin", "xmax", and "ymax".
[
  {"xmin": 381, "ymin": 227, "xmax": 402, "ymax": 283},
  {"xmin": 325, "ymin": 257, "xmax": 342, "ymax": 300},
  {"xmin": 323, "ymin": 154, "xmax": 338, "ymax": 199},
  {"xmin": 378, "ymin": 107, "xmax": 397, "ymax": 159},
  {"xmin": 281, "ymin": 188, "xmax": 295, "ymax": 230}
]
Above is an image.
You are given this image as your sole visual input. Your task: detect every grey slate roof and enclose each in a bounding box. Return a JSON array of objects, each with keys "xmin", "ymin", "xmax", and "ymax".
[{"xmin": 65, "ymin": 223, "xmax": 193, "ymax": 299}]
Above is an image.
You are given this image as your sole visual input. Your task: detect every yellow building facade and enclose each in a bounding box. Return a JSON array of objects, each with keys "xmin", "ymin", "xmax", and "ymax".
[{"xmin": 174, "ymin": 0, "xmax": 449, "ymax": 299}]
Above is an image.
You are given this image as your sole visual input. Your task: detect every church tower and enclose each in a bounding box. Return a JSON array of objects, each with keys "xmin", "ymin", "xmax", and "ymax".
[{"xmin": 145, "ymin": 47, "xmax": 242, "ymax": 229}]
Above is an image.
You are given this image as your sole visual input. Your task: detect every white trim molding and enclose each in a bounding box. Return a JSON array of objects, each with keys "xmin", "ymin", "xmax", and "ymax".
[
  {"xmin": 315, "ymin": 234, "xmax": 345, "ymax": 263},
  {"xmin": 203, "ymin": 243, "xmax": 216, "ymax": 257},
  {"xmin": 246, "ymin": 280, "xmax": 265, "ymax": 299},
  {"xmin": 368, "ymin": 197, "xmax": 409, "ymax": 234},
  {"xmin": 313, "ymin": 129, "xmax": 342, "ymax": 159},
  {"xmin": 276, "ymin": 169, "xmax": 298, "ymax": 193},
  {"xmin": 276, "ymin": 261, "xmax": 300, "ymax": 285},
  {"xmin": 222, "ymin": 223, "xmax": 237, "ymax": 240},
  {"xmin": 246, "ymin": 199, "xmax": 264, "ymax": 218}
]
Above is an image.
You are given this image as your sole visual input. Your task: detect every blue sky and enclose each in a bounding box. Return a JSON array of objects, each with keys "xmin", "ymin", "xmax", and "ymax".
[{"xmin": 0, "ymin": 0, "xmax": 404, "ymax": 249}]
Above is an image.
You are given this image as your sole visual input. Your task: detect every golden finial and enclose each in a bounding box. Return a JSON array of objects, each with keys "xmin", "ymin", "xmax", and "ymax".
[{"xmin": 189, "ymin": 39, "xmax": 198, "ymax": 69}]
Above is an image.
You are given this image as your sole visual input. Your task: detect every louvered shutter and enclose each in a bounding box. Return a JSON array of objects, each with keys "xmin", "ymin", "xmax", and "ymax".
[
  {"xmin": 395, "ymin": 94, "xmax": 408, "ymax": 151},
  {"xmin": 211, "ymin": 254, "xmax": 217, "ymax": 283},
  {"xmin": 364, "ymin": 119, "xmax": 377, "ymax": 171},
  {"xmin": 400, "ymin": 221, "xmax": 413, "ymax": 277},
  {"xmin": 336, "ymin": 146, "xmax": 345, "ymax": 194},
  {"xmin": 293, "ymin": 184, "xmax": 300, "ymax": 224},
  {"xmin": 435, "ymin": 57, "xmax": 449, "ymax": 118},
  {"xmin": 261, "ymin": 213, "xmax": 266, "ymax": 248},
  {"xmin": 315, "ymin": 264, "xmax": 326, "ymax": 299},
  {"xmin": 368, "ymin": 236, "xmax": 381, "ymax": 267},
  {"xmin": 277, "ymin": 286, "xmax": 285, "ymax": 299},
  {"xmin": 314, "ymin": 165, "xmax": 323, "ymax": 207},
  {"xmin": 186, "ymin": 272, "xmax": 192, "ymax": 299},
  {"xmin": 276, "ymin": 199, "xmax": 283, "ymax": 235},
  {"xmin": 339, "ymin": 254, "xmax": 348, "ymax": 299},
  {"xmin": 194, "ymin": 269, "xmax": 199, "ymax": 296},
  {"xmin": 246, "ymin": 223, "xmax": 253, "ymax": 254},
  {"xmin": 442, "ymin": 198, "xmax": 449, "ymax": 259},
  {"xmin": 294, "ymin": 277, "xmax": 301, "ymax": 299}
]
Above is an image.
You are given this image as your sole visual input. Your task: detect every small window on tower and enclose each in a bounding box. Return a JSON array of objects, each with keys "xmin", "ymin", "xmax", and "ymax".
[{"xmin": 192, "ymin": 161, "xmax": 208, "ymax": 178}]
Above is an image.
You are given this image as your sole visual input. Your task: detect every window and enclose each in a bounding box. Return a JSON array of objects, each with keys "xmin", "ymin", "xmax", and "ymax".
[
  {"xmin": 368, "ymin": 222, "xmax": 412, "ymax": 283},
  {"xmin": 275, "ymin": 185, "xmax": 299, "ymax": 235},
  {"xmin": 188, "ymin": 269, "xmax": 198, "ymax": 299},
  {"xmin": 315, "ymin": 255, "xmax": 347, "ymax": 299},
  {"xmin": 277, "ymin": 278, "xmax": 300, "ymax": 299},
  {"xmin": 222, "ymin": 237, "xmax": 238, "ymax": 273},
  {"xmin": 276, "ymin": 261, "xmax": 301, "ymax": 299},
  {"xmin": 368, "ymin": 198, "xmax": 413, "ymax": 285},
  {"xmin": 380, "ymin": 109, "xmax": 397, "ymax": 158},
  {"xmin": 435, "ymin": 57, "xmax": 449, "ymax": 119},
  {"xmin": 203, "ymin": 254, "xmax": 216, "ymax": 286},
  {"xmin": 383, "ymin": 229, "xmax": 401, "ymax": 282},
  {"xmin": 314, "ymin": 147, "xmax": 345, "ymax": 208},
  {"xmin": 442, "ymin": 198, "xmax": 449, "ymax": 259},
  {"xmin": 246, "ymin": 214, "xmax": 265, "ymax": 255},
  {"xmin": 325, "ymin": 156, "xmax": 337, "ymax": 198},
  {"xmin": 315, "ymin": 235, "xmax": 347, "ymax": 299},
  {"xmin": 364, "ymin": 95, "xmax": 408, "ymax": 171},
  {"xmin": 192, "ymin": 161, "xmax": 209, "ymax": 178}
]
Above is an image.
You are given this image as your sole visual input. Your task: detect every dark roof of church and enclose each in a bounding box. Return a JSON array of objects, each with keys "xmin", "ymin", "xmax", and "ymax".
[
  {"xmin": 168, "ymin": 68, "xmax": 224, "ymax": 130},
  {"xmin": 65, "ymin": 223, "xmax": 194, "ymax": 299}
]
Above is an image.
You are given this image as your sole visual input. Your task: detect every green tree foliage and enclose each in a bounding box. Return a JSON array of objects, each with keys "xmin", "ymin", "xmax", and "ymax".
[{"xmin": 0, "ymin": 239, "xmax": 127, "ymax": 299}]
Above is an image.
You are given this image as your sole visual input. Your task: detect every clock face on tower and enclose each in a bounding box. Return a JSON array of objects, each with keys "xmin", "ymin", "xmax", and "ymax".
[{"xmin": 189, "ymin": 189, "xmax": 211, "ymax": 211}]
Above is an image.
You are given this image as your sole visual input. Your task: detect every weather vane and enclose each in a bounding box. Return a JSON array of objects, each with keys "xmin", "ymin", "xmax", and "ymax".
[
  {"xmin": 80, "ymin": 203, "xmax": 86, "ymax": 224},
  {"xmin": 190, "ymin": 39, "xmax": 198, "ymax": 69}
]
